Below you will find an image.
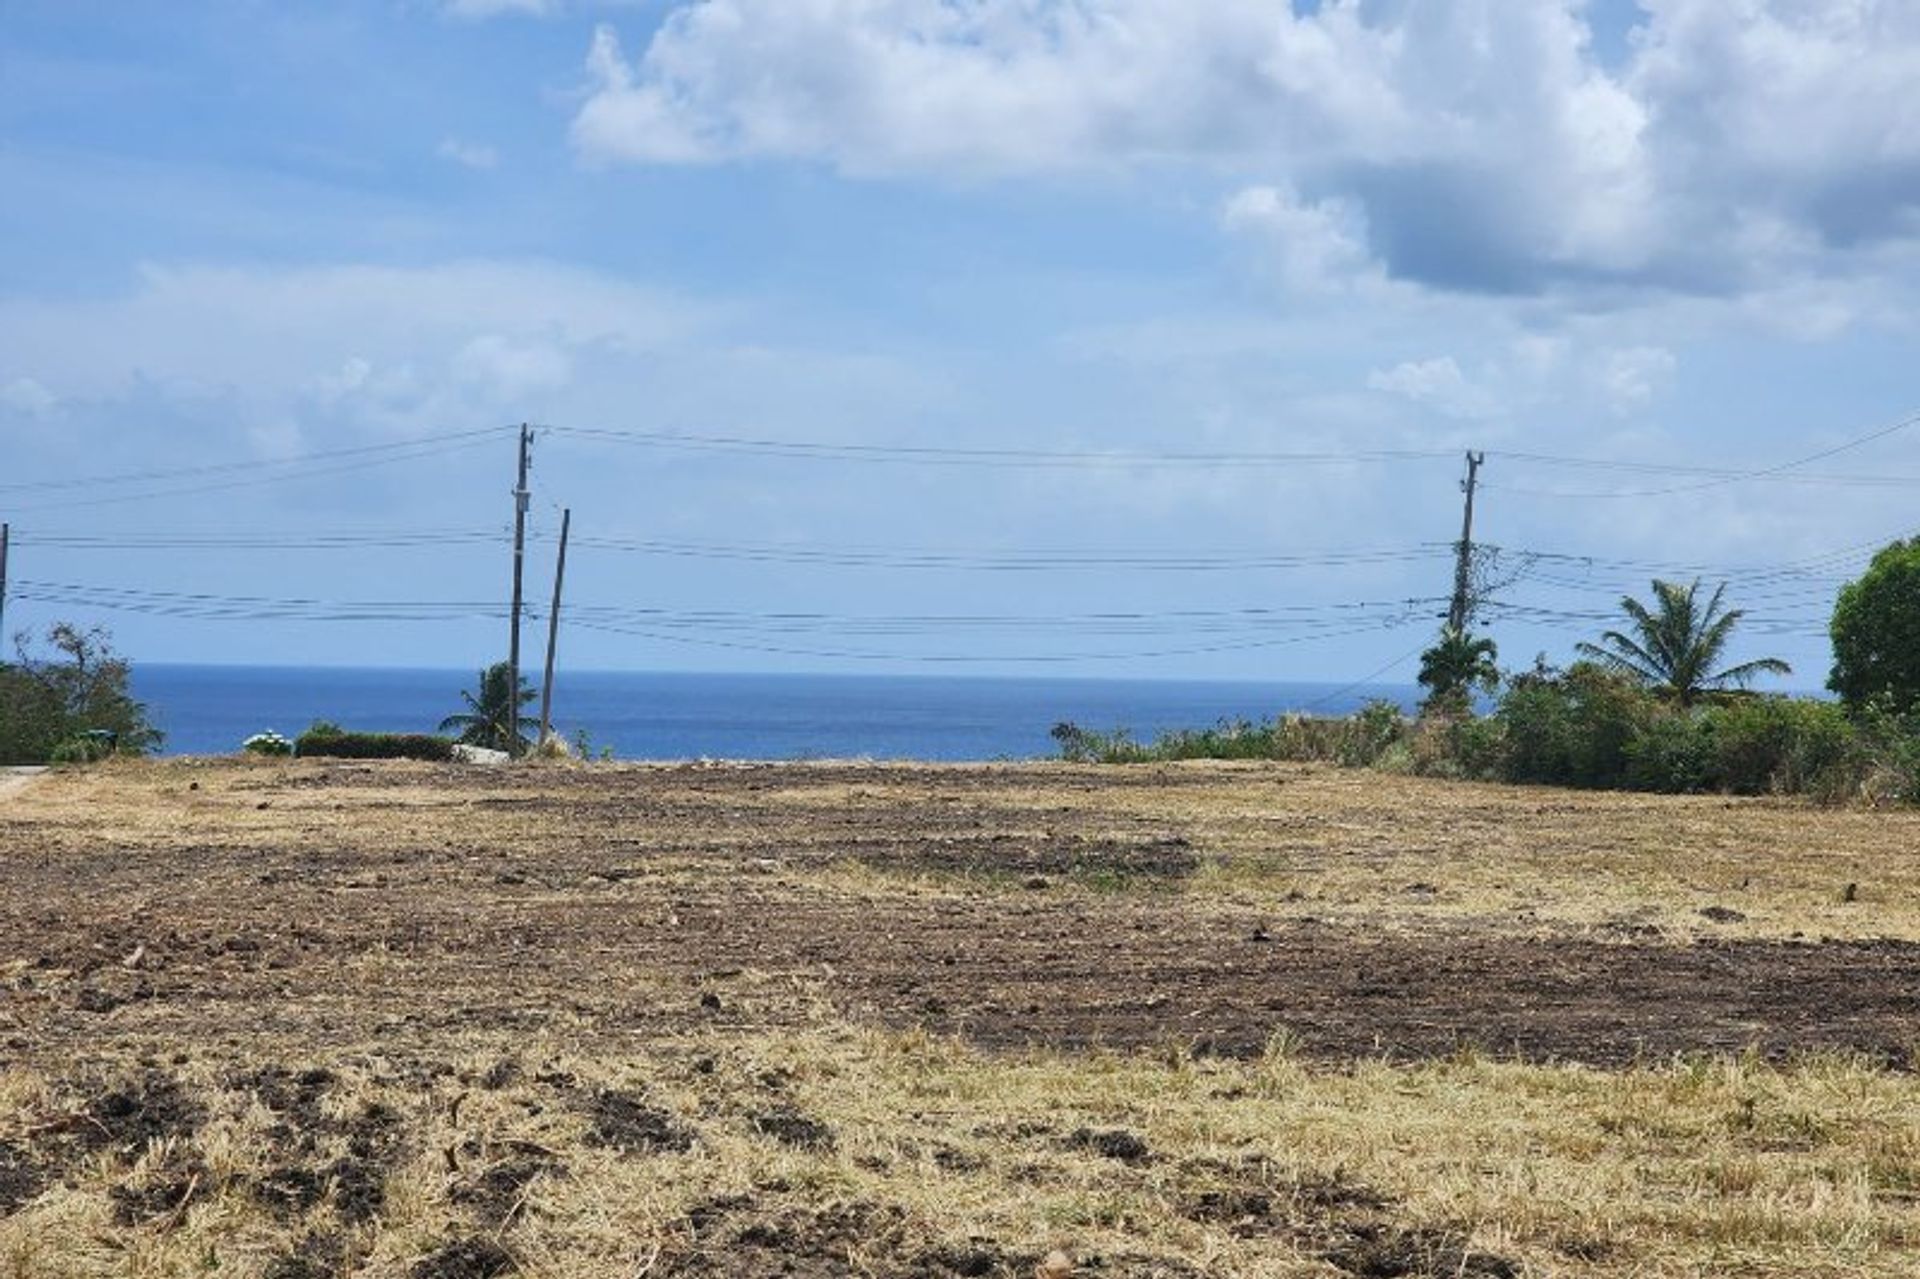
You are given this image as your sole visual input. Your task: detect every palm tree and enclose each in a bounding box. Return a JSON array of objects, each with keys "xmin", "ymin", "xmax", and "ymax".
[
  {"xmin": 439, "ymin": 661, "xmax": 535, "ymax": 753},
  {"xmin": 1417, "ymin": 626, "xmax": 1500, "ymax": 715},
  {"xmin": 1576, "ymin": 579, "xmax": 1790, "ymax": 706}
]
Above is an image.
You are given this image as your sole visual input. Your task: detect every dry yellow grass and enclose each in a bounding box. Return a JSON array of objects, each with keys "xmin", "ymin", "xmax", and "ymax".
[
  {"xmin": 2, "ymin": 758, "xmax": 1917, "ymax": 1277},
  {"xmin": 1, "ymin": 1027, "xmax": 1916, "ymax": 1277}
]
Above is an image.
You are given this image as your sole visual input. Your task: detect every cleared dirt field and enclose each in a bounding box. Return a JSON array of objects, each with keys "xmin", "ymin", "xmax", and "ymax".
[{"xmin": 2, "ymin": 759, "xmax": 1917, "ymax": 1277}]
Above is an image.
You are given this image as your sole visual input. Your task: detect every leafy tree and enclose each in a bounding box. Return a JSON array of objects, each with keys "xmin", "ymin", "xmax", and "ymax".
[
  {"xmin": 438, "ymin": 661, "xmax": 535, "ymax": 753},
  {"xmin": 0, "ymin": 623, "xmax": 163, "ymax": 764},
  {"xmin": 1416, "ymin": 626, "xmax": 1499, "ymax": 716},
  {"xmin": 1829, "ymin": 537, "xmax": 1920, "ymax": 714},
  {"xmin": 1575, "ymin": 578, "xmax": 1790, "ymax": 706}
]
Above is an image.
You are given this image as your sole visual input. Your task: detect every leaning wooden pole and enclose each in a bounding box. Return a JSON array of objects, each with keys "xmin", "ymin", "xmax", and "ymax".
[{"xmin": 538, "ymin": 507, "xmax": 571, "ymax": 750}]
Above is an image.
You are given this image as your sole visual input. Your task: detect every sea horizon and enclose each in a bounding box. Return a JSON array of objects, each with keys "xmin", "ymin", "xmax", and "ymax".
[{"xmin": 129, "ymin": 663, "xmax": 1425, "ymax": 762}]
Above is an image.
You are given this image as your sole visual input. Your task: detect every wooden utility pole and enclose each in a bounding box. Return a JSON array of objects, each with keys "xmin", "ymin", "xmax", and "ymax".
[
  {"xmin": 1447, "ymin": 451, "xmax": 1485, "ymax": 633},
  {"xmin": 508, "ymin": 425, "xmax": 532, "ymax": 755},
  {"xmin": 538, "ymin": 507, "xmax": 570, "ymax": 749},
  {"xmin": 0, "ymin": 522, "xmax": 10, "ymax": 647}
]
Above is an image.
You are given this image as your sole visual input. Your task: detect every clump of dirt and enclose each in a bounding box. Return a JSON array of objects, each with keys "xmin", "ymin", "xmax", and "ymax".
[
  {"xmin": 0, "ymin": 1140, "xmax": 43, "ymax": 1214},
  {"xmin": 84, "ymin": 1071, "xmax": 203, "ymax": 1155},
  {"xmin": 412, "ymin": 1235, "xmax": 516, "ymax": 1279},
  {"xmin": 752, "ymin": 1106, "xmax": 837, "ymax": 1151},
  {"xmin": 235, "ymin": 1065, "xmax": 337, "ymax": 1140},
  {"xmin": 262, "ymin": 1232, "xmax": 348, "ymax": 1279},
  {"xmin": 109, "ymin": 1155, "xmax": 206, "ymax": 1225},
  {"xmin": 1324, "ymin": 1224, "xmax": 1517, "ymax": 1278},
  {"xmin": 252, "ymin": 1165, "xmax": 328, "ymax": 1216},
  {"xmin": 582, "ymin": 1089, "xmax": 694, "ymax": 1154},
  {"xmin": 932, "ymin": 1143, "xmax": 986, "ymax": 1173},
  {"xmin": 864, "ymin": 833, "xmax": 1200, "ymax": 885},
  {"xmin": 1067, "ymin": 1127, "xmax": 1151, "ymax": 1164},
  {"xmin": 1171, "ymin": 1159, "xmax": 1516, "ymax": 1278},
  {"xmin": 666, "ymin": 1197, "xmax": 1022, "ymax": 1278},
  {"xmin": 324, "ymin": 1154, "xmax": 388, "ymax": 1224},
  {"xmin": 229, "ymin": 1068, "xmax": 396, "ymax": 1226},
  {"xmin": 477, "ymin": 1058, "xmax": 521, "ymax": 1090},
  {"xmin": 451, "ymin": 1143, "xmax": 567, "ymax": 1226}
]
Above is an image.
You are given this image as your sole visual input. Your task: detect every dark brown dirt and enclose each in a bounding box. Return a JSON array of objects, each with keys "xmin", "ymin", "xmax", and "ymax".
[
  {"xmin": 1067, "ymin": 1127, "xmax": 1151, "ymax": 1164},
  {"xmin": 860, "ymin": 832, "xmax": 1201, "ymax": 885},
  {"xmin": 1169, "ymin": 1159, "xmax": 1518, "ymax": 1277},
  {"xmin": 5, "ymin": 761, "xmax": 1919, "ymax": 1072},
  {"xmin": 752, "ymin": 1105, "xmax": 837, "ymax": 1151},
  {"xmin": 262, "ymin": 1233, "xmax": 348, "ymax": 1279},
  {"xmin": 450, "ymin": 1146, "xmax": 564, "ymax": 1227},
  {"xmin": 581, "ymin": 1088, "xmax": 695, "ymax": 1154},
  {"xmin": 411, "ymin": 1236, "xmax": 516, "ymax": 1279}
]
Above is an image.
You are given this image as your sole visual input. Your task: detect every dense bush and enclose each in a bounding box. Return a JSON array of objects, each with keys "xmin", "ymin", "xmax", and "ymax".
[
  {"xmin": 1830, "ymin": 537, "xmax": 1920, "ymax": 715},
  {"xmin": 0, "ymin": 624, "xmax": 161, "ymax": 765},
  {"xmin": 1494, "ymin": 663, "xmax": 1653, "ymax": 788},
  {"xmin": 293, "ymin": 722, "xmax": 454, "ymax": 761},
  {"xmin": 48, "ymin": 734, "xmax": 116, "ymax": 766},
  {"xmin": 1050, "ymin": 700, "xmax": 1409, "ymax": 768},
  {"xmin": 1051, "ymin": 664, "xmax": 1920, "ymax": 805}
]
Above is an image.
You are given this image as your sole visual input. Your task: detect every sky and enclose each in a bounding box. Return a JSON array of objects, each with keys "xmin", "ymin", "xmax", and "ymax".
[{"xmin": 2, "ymin": 0, "xmax": 1918, "ymax": 686}]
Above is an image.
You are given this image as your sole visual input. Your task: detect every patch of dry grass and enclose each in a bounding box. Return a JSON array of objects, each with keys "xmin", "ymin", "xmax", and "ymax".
[
  {"xmin": 5, "ymin": 758, "xmax": 1920, "ymax": 1276},
  {"xmin": 2, "ymin": 1025, "xmax": 1917, "ymax": 1277},
  {"xmin": 19, "ymin": 757, "xmax": 1918, "ymax": 944}
]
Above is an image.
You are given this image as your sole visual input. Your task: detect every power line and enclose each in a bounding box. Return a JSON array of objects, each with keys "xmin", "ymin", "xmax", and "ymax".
[
  {"xmin": 1483, "ymin": 408, "xmax": 1920, "ymax": 498},
  {"xmin": 0, "ymin": 427, "xmax": 510, "ymax": 495},
  {"xmin": 538, "ymin": 423, "xmax": 1457, "ymax": 469},
  {"xmin": 2, "ymin": 432, "xmax": 505, "ymax": 513},
  {"xmin": 566, "ymin": 615, "xmax": 1428, "ymax": 665},
  {"xmin": 11, "ymin": 529, "xmax": 506, "ymax": 551}
]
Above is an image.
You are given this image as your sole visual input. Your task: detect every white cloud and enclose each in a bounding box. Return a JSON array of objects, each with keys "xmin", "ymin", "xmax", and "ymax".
[
  {"xmin": 1221, "ymin": 185, "xmax": 1379, "ymax": 294},
  {"xmin": 1595, "ymin": 346, "xmax": 1678, "ymax": 415},
  {"xmin": 1, "ymin": 375, "xmax": 58, "ymax": 418},
  {"xmin": 1367, "ymin": 357, "xmax": 1498, "ymax": 421},
  {"xmin": 437, "ymin": 137, "xmax": 499, "ymax": 170},
  {"xmin": 569, "ymin": 0, "xmax": 1920, "ymax": 314},
  {"xmin": 451, "ymin": 334, "xmax": 572, "ymax": 396},
  {"xmin": 0, "ymin": 260, "xmax": 724, "ymax": 440}
]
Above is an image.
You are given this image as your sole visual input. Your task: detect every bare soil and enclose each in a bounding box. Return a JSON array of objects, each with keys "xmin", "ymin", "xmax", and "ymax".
[
  {"xmin": 3, "ymin": 759, "xmax": 1918, "ymax": 1070},
  {"xmin": 4, "ymin": 759, "xmax": 1920, "ymax": 1276}
]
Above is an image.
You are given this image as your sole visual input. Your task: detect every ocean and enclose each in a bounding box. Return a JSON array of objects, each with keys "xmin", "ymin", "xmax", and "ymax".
[{"xmin": 129, "ymin": 665, "xmax": 1422, "ymax": 761}]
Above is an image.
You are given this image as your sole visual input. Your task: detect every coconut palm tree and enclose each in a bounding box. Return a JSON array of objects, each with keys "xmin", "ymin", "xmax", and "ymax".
[
  {"xmin": 439, "ymin": 661, "xmax": 535, "ymax": 753},
  {"xmin": 1576, "ymin": 579, "xmax": 1790, "ymax": 706},
  {"xmin": 1417, "ymin": 626, "xmax": 1500, "ymax": 715}
]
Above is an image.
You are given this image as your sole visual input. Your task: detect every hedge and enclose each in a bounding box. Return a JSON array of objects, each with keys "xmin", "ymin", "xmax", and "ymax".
[{"xmin": 294, "ymin": 725, "xmax": 454, "ymax": 761}]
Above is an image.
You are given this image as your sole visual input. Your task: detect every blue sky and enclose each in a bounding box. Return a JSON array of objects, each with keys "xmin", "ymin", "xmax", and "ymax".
[{"xmin": 3, "ymin": 0, "xmax": 1918, "ymax": 686}]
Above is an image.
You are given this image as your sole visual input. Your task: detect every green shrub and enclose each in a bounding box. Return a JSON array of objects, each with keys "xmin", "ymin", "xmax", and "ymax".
[
  {"xmin": 293, "ymin": 724, "xmax": 454, "ymax": 762},
  {"xmin": 242, "ymin": 730, "xmax": 295, "ymax": 757},
  {"xmin": 0, "ymin": 624, "xmax": 161, "ymax": 765},
  {"xmin": 1624, "ymin": 713, "xmax": 1713, "ymax": 793},
  {"xmin": 1340, "ymin": 699, "xmax": 1406, "ymax": 767},
  {"xmin": 1047, "ymin": 673, "xmax": 1920, "ymax": 806},
  {"xmin": 1443, "ymin": 714, "xmax": 1506, "ymax": 780},
  {"xmin": 1695, "ymin": 697, "xmax": 1848, "ymax": 795},
  {"xmin": 1495, "ymin": 662, "xmax": 1657, "ymax": 788},
  {"xmin": 1049, "ymin": 703, "xmax": 1408, "ymax": 767},
  {"xmin": 48, "ymin": 735, "xmax": 113, "ymax": 766}
]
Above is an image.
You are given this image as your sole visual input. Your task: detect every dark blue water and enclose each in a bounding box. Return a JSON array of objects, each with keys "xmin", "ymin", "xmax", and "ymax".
[{"xmin": 129, "ymin": 665, "xmax": 1421, "ymax": 761}]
